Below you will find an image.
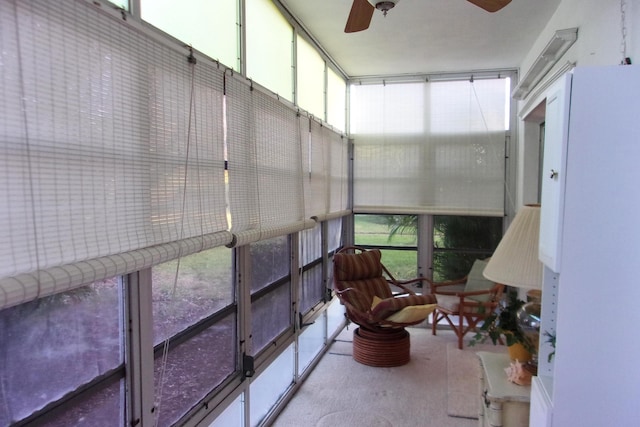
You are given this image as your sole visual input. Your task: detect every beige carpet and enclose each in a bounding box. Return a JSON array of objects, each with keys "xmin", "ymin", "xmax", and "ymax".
[
  {"xmin": 446, "ymin": 341, "xmax": 505, "ymax": 419},
  {"xmin": 271, "ymin": 326, "xmax": 508, "ymax": 427}
]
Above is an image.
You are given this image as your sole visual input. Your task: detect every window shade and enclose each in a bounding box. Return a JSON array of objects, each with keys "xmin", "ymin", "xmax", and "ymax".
[
  {"xmin": 351, "ymin": 79, "xmax": 507, "ymax": 216},
  {"xmin": 225, "ymin": 74, "xmax": 312, "ymax": 246},
  {"xmin": 0, "ymin": 0, "xmax": 230, "ymax": 309},
  {"xmin": 327, "ymin": 127, "xmax": 349, "ymax": 216},
  {"xmin": 303, "ymin": 119, "xmax": 330, "ymax": 219},
  {"xmin": 302, "ymin": 118, "xmax": 350, "ymax": 223}
]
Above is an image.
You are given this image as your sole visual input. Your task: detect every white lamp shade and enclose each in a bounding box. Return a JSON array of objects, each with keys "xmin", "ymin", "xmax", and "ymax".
[{"xmin": 483, "ymin": 204, "xmax": 543, "ymax": 289}]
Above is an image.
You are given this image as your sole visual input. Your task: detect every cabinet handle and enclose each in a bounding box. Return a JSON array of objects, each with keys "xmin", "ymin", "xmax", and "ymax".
[
  {"xmin": 550, "ymin": 169, "xmax": 559, "ymax": 179},
  {"xmin": 483, "ymin": 389, "xmax": 489, "ymax": 407}
]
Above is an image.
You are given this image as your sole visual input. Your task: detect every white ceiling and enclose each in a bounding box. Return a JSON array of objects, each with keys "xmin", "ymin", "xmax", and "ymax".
[{"xmin": 278, "ymin": 0, "xmax": 561, "ymax": 78}]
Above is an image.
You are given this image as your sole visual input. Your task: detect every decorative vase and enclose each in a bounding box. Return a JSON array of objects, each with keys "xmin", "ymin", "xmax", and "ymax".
[{"xmin": 507, "ymin": 342, "xmax": 532, "ymax": 362}]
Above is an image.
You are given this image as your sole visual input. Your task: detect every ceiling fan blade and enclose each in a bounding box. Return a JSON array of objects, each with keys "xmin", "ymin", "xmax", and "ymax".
[
  {"xmin": 466, "ymin": 0, "xmax": 512, "ymax": 13},
  {"xmin": 345, "ymin": 0, "xmax": 375, "ymax": 33}
]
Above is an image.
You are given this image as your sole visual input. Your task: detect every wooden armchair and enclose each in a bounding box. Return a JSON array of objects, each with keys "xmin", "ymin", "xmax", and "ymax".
[{"xmin": 427, "ymin": 258, "xmax": 504, "ymax": 349}]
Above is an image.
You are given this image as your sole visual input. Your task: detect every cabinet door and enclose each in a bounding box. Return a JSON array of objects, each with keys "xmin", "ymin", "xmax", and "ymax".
[
  {"xmin": 538, "ymin": 73, "xmax": 571, "ymax": 272},
  {"xmin": 530, "ymin": 377, "xmax": 553, "ymax": 427}
]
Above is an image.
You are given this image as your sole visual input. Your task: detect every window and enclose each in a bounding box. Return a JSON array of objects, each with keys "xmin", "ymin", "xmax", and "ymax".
[
  {"xmin": 245, "ymin": 0, "xmax": 293, "ymax": 100},
  {"xmin": 152, "ymin": 247, "xmax": 233, "ymax": 344},
  {"xmin": 433, "ymin": 215, "xmax": 503, "ymax": 281},
  {"xmin": 141, "ymin": 0, "xmax": 239, "ymax": 70},
  {"xmin": 249, "ymin": 345, "xmax": 294, "ymax": 426},
  {"xmin": 354, "ymin": 214, "xmax": 418, "ymax": 280},
  {"xmin": 351, "ymin": 77, "xmax": 510, "ymax": 217},
  {"xmin": 299, "ymin": 224, "xmax": 323, "ymax": 315},
  {"xmin": 296, "ymin": 35, "xmax": 325, "ymax": 119},
  {"xmin": 0, "ymin": 279, "xmax": 124, "ymax": 425},
  {"xmin": 152, "ymin": 247, "xmax": 234, "ymax": 426},
  {"xmin": 326, "ymin": 67, "xmax": 346, "ymax": 132},
  {"xmin": 250, "ymin": 236, "xmax": 292, "ymax": 355},
  {"xmin": 354, "ymin": 214, "xmax": 503, "ymax": 284}
]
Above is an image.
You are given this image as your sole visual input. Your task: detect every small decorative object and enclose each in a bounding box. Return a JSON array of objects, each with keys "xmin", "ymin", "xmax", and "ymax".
[{"xmin": 504, "ymin": 359, "xmax": 533, "ymax": 386}]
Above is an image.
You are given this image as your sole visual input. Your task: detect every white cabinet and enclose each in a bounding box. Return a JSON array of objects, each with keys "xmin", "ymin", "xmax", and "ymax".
[
  {"xmin": 530, "ymin": 377, "xmax": 552, "ymax": 427},
  {"xmin": 478, "ymin": 352, "xmax": 530, "ymax": 427},
  {"xmin": 538, "ymin": 74, "xmax": 571, "ymax": 273},
  {"xmin": 532, "ymin": 65, "xmax": 640, "ymax": 427}
]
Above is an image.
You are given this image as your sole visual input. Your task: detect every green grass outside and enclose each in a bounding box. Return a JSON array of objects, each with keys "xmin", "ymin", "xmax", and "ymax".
[{"xmin": 354, "ymin": 215, "xmax": 418, "ymax": 280}]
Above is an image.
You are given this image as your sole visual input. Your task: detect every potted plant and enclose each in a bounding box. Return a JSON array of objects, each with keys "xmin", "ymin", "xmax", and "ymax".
[{"xmin": 469, "ymin": 291, "xmax": 536, "ymax": 361}]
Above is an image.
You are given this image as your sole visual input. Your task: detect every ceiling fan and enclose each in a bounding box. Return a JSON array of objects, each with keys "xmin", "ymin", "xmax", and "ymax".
[{"xmin": 345, "ymin": 0, "xmax": 512, "ymax": 33}]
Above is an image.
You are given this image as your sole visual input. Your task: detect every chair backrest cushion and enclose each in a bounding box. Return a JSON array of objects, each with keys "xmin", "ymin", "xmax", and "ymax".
[
  {"xmin": 464, "ymin": 258, "xmax": 495, "ymax": 302},
  {"xmin": 334, "ymin": 249, "xmax": 383, "ymax": 281},
  {"xmin": 334, "ymin": 250, "xmax": 392, "ymax": 311}
]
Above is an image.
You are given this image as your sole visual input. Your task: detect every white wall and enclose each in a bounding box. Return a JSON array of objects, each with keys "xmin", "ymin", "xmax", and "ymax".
[
  {"xmin": 522, "ymin": 0, "xmax": 637, "ymax": 74},
  {"xmin": 515, "ymin": 0, "xmax": 638, "ymax": 207}
]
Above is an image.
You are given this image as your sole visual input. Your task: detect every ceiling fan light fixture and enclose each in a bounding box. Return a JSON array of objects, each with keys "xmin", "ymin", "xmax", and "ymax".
[{"xmin": 369, "ymin": 0, "xmax": 399, "ymax": 16}]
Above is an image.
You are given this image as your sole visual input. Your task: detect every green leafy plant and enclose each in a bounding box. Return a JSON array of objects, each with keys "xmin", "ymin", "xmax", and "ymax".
[
  {"xmin": 468, "ymin": 291, "xmax": 536, "ymax": 353},
  {"xmin": 543, "ymin": 330, "xmax": 556, "ymax": 363}
]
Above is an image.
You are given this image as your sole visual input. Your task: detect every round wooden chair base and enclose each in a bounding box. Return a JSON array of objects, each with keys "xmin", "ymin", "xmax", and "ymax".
[{"xmin": 352, "ymin": 327, "xmax": 411, "ymax": 367}]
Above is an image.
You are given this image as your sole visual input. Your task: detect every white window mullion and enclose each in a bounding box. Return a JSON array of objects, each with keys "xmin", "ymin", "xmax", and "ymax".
[{"xmin": 125, "ymin": 269, "xmax": 155, "ymax": 427}]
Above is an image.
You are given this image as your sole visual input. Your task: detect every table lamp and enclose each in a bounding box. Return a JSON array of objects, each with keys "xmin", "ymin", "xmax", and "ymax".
[{"xmin": 482, "ymin": 204, "xmax": 543, "ymax": 374}]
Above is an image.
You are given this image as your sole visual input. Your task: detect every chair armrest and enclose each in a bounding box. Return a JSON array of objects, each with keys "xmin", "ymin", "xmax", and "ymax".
[
  {"xmin": 430, "ymin": 282, "xmax": 500, "ymax": 298},
  {"xmin": 456, "ymin": 288, "xmax": 496, "ymax": 297},
  {"xmin": 387, "ymin": 277, "xmax": 425, "ymax": 295},
  {"xmin": 426, "ymin": 277, "xmax": 468, "ymax": 291}
]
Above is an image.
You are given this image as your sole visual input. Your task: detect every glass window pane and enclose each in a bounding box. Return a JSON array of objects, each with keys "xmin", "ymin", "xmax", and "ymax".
[
  {"xmin": 300, "ymin": 264, "xmax": 323, "ymax": 314},
  {"xmin": 298, "ymin": 316, "xmax": 324, "ymax": 374},
  {"xmin": 327, "ymin": 67, "xmax": 346, "ymax": 132},
  {"xmin": 249, "ymin": 345, "xmax": 294, "ymax": 427},
  {"xmin": 433, "ymin": 215, "xmax": 503, "ymax": 281},
  {"xmin": 327, "ymin": 298, "xmax": 345, "ymax": 337},
  {"xmin": 141, "ymin": 0, "xmax": 238, "ymax": 70},
  {"xmin": 154, "ymin": 314, "xmax": 236, "ymax": 427},
  {"xmin": 152, "ymin": 246, "xmax": 233, "ymax": 344},
  {"xmin": 379, "ymin": 249, "xmax": 418, "ymax": 281},
  {"xmin": 245, "ymin": 0, "xmax": 293, "ymax": 100},
  {"xmin": 354, "ymin": 214, "xmax": 418, "ymax": 280},
  {"xmin": 354, "ymin": 214, "xmax": 417, "ymax": 247},
  {"xmin": 0, "ymin": 279, "xmax": 123, "ymax": 424},
  {"xmin": 107, "ymin": 0, "xmax": 127, "ymax": 9},
  {"xmin": 296, "ymin": 35, "xmax": 325, "ymax": 119},
  {"xmin": 250, "ymin": 236, "xmax": 290, "ymax": 293},
  {"xmin": 350, "ymin": 83, "xmax": 424, "ymax": 134},
  {"xmin": 251, "ymin": 282, "xmax": 291, "ymax": 355},
  {"xmin": 40, "ymin": 379, "xmax": 125, "ymax": 427},
  {"xmin": 300, "ymin": 224, "xmax": 321, "ymax": 266},
  {"xmin": 209, "ymin": 394, "xmax": 243, "ymax": 427},
  {"xmin": 351, "ymin": 78, "xmax": 508, "ymax": 216},
  {"xmin": 431, "ymin": 78, "xmax": 510, "ymax": 133},
  {"xmin": 327, "ymin": 217, "xmax": 343, "ymax": 253},
  {"xmin": 327, "ymin": 254, "xmax": 335, "ymax": 294}
]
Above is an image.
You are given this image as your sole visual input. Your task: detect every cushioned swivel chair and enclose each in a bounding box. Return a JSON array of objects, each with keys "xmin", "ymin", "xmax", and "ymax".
[
  {"xmin": 333, "ymin": 246, "xmax": 437, "ymax": 366},
  {"xmin": 427, "ymin": 258, "xmax": 504, "ymax": 349}
]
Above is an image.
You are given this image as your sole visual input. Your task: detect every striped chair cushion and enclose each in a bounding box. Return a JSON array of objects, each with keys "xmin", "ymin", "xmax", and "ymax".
[
  {"xmin": 338, "ymin": 277, "xmax": 392, "ymax": 312},
  {"xmin": 334, "ymin": 249, "xmax": 383, "ymax": 281}
]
